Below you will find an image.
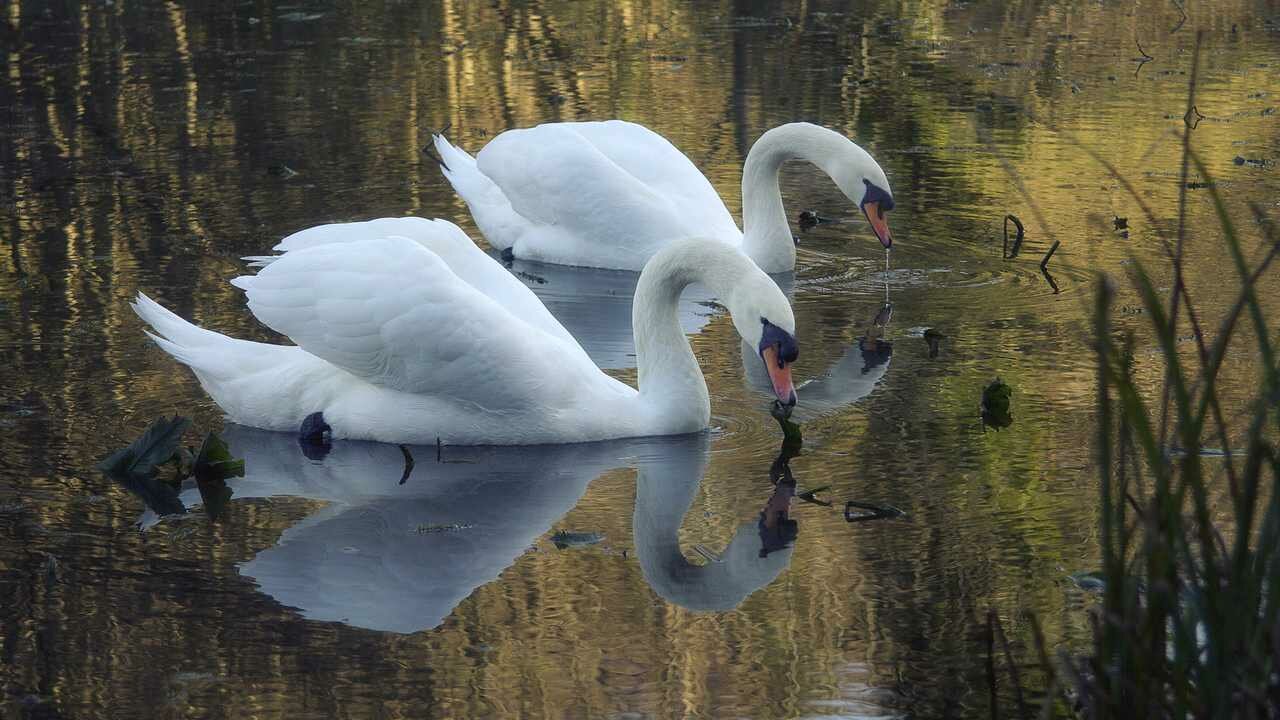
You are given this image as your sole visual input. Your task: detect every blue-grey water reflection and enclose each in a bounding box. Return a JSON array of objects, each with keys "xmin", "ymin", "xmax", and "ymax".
[{"xmin": 143, "ymin": 429, "xmax": 799, "ymax": 635}]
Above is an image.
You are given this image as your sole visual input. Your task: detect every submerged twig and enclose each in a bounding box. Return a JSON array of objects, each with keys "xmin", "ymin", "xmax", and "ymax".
[
  {"xmin": 1170, "ymin": 0, "xmax": 1188, "ymax": 34},
  {"xmin": 1134, "ymin": 37, "xmax": 1154, "ymax": 76},
  {"xmin": 1003, "ymin": 214, "xmax": 1025, "ymax": 258},
  {"xmin": 1040, "ymin": 240, "xmax": 1062, "ymax": 293},
  {"xmin": 421, "ymin": 121, "xmax": 454, "ymax": 170}
]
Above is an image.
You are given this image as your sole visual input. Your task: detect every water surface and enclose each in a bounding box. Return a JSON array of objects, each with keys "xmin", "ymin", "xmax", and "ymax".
[{"xmin": 3, "ymin": 1, "xmax": 1279, "ymax": 718}]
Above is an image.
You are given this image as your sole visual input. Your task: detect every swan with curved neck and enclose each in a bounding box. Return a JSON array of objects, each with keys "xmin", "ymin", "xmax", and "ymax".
[
  {"xmin": 432, "ymin": 121, "xmax": 894, "ymax": 273},
  {"xmin": 133, "ymin": 218, "xmax": 800, "ymax": 445}
]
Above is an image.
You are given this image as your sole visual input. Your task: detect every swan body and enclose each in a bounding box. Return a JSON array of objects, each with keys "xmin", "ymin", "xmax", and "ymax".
[
  {"xmin": 434, "ymin": 121, "xmax": 895, "ymax": 273},
  {"xmin": 134, "ymin": 218, "xmax": 798, "ymax": 445}
]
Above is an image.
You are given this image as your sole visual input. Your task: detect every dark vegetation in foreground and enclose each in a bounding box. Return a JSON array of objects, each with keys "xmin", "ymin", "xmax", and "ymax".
[{"xmin": 987, "ymin": 34, "xmax": 1280, "ymax": 720}]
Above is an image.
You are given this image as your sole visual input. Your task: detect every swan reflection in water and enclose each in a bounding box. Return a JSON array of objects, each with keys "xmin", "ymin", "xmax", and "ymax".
[{"xmin": 131, "ymin": 428, "xmax": 802, "ymax": 633}]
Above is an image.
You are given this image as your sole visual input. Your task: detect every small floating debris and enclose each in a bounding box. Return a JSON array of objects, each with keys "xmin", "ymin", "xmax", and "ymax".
[
  {"xmin": 278, "ymin": 11, "xmax": 324, "ymax": 21},
  {"xmin": 981, "ymin": 378, "xmax": 1014, "ymax": 430},
  {"xmin": 796, "ymin": 485, "xmax": 831, "ymax": 507},
  {"xmin": 872, "ymin": 302, "xmax": 893, "ymax": 328},
  {"xmin": 798, "ymin": 210, "xmax": 826, "ymax": 231},
  {"xmin": 1069, "ymin": 570, "xmax": 1106, "ymax": 592},
  {"xmin": 551, "ymin": 530, "xmax": 605, "ymax": 549},
  {"xmin": 1170, "ymin": 446, "xmax": 1229, "ymax": 457},
  {"xmin": 1183, "ymin": 105, "xmax": 1206, "ymax": 129},
  {"xmin": 844, "ymin": 501, "xmax": 905, "ymax": 523},
  {"xmin": 1233, "ymin": 156, "xmax": 1269, "ymax": 168},
  {"xmin": 516, "ymin": 270, "xmax": 547, "ymax": 285},
  {"xmin": 1113, "ymin": 216, "xmax": 1128, "ymax": 230},
  {"xmin": 267, "ymin": 164, "xmax": 299, "ymax": 179},
  {"xmin": 924, "ymin": 328, "xmax": 945, "ymax": 358},
  {"xmin": 414, "ymin": 523, "xmax": 475, "ymax": 534}
]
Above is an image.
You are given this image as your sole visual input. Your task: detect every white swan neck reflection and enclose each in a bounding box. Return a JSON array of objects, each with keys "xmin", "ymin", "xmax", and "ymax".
[
  {"xmin": 633, "ymin": 435, "xmax": 799, "ymax": 612},
  {"xmin": 139, "ymin": 428, "xmax": 801, "ymax": 633}
]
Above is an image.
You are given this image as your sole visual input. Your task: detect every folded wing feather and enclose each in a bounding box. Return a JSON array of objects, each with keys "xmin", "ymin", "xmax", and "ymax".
[{"xmin": 230, "ymin": 235, "xmax": 588, "ymax": 410}]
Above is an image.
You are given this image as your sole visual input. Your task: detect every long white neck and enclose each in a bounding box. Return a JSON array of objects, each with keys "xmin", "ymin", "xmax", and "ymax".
[
  {"xmin": 631, "ymin": 239, "xmax": 760, "ymax": 432},
  {"xmin": 740, "ymin": 123, "xmax": 862, "ymax": 273}
]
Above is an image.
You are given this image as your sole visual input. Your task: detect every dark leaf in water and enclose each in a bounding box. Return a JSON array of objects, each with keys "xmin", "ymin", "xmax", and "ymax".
[
  {"xmin": 1069, "ymin": 571, "xmax": 1106, "ymax": 592},
  {"xmin": 924, "ymin": 328, "xmax": 945, "ymax": 358},
  {"xmin": 193, "ymin": 432, "xmax": 245, "ymax": 483},
  {"xmin": 844, "ymin": 501, "xmax": 906, "ymax": 523},
  {"xmin": 196, "ymin": 477, "xmax": 233, "ymax": 522},
  {"xmin": 551, "ymin": 530, "xmax": 604, "ymax": 549},
  {"xmin": 981, "ymin": 378, "xmax": 1014, "ymax": 430},
  {"xmin": 112, "ymin": 471, "xmax": 188, "ymax": 517},
  {"xmin": 97, "ymin": 416, "xmax": 192, "ymax": 478}
]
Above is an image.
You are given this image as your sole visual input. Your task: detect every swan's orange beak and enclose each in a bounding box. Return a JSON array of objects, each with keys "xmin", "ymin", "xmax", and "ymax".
[
  {"xmin": 762, "ymin": 345, "xmax": 797, "ymax": 407},
  {"xmin": 862, "ymin": 201, "xmax": 892, "ymax": 249}
]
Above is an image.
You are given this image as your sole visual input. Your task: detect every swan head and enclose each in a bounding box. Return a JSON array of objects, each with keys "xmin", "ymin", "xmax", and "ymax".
[
  {"xmin": 727, "ymin": 274, "xmax": 798, "ymax": 407},
  {"xmin": 832, "ymin": 147, "xmax": 894, "ymax": 250}
]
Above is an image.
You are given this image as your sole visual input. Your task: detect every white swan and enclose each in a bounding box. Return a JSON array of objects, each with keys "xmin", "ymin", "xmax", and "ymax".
[
  {"xmin": 432, "ymin": 120, "xmax": 895, "ymax": 272},
  {"xmin": 133, "ymin": 217, "xmax": 799, "ymax": 446}
]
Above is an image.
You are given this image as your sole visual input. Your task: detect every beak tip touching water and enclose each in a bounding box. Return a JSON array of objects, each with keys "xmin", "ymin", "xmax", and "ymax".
[
  {"xmin": 862, "ymin": 200, "xmax": 893, "ymax": 249},
  {"xmin": 761, "ymin": 345, "xmax": 797, "ymax": 409}
]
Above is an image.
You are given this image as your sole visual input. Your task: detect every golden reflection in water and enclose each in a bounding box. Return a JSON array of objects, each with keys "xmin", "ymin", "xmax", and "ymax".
[{"xmin": 1, "ymin": 0, "xmax": 1278, "ymax": 717}]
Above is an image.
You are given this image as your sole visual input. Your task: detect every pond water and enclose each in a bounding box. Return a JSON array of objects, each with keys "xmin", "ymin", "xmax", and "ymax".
[{"xmin": 2, "ymin": 1, "xmax": 1279, "ymax": 718}]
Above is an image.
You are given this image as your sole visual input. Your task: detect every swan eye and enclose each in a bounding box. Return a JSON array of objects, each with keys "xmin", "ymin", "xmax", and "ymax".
[
  {"xmin": 759, "ymin": 319, "xmax": 799, "ymax": 364},
  {"xmin": 862, "ymin": 179, "xmax": 894, "ymax": 213}
]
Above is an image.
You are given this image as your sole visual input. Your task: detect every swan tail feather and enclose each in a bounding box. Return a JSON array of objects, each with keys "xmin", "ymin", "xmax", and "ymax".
[
  {"xmin": 432, "ymin": 134, "xmax": 524, "ymax": 251},
  {"xmin": 132, "ymin": 292, "xmax": 292, "ymax": 382}
]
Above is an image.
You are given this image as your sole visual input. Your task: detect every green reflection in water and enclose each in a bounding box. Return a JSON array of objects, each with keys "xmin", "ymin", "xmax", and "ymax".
[{"xmin": 1, "ymin": 1, "xmax": 1278, "ymax": 718}]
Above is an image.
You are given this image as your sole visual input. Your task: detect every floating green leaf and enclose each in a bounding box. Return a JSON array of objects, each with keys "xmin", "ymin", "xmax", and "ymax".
[{"xmin": 192, "ymin": 431, "xmax": 245, "ymax": 483}]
